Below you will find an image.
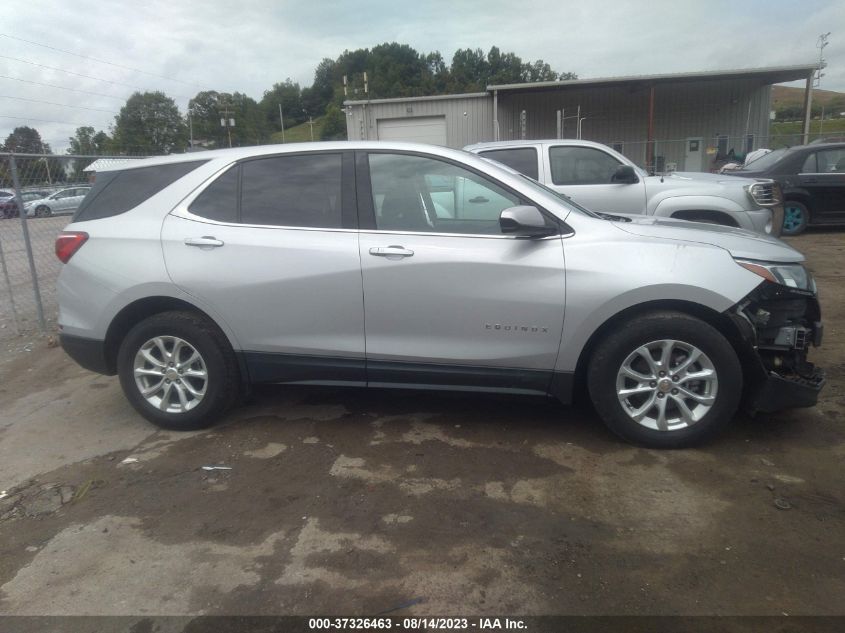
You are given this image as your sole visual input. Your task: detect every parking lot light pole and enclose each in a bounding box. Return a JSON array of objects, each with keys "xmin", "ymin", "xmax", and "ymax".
[{"xmin": 8, "ymin": 154, "xmax": 46, "ymax": 331}]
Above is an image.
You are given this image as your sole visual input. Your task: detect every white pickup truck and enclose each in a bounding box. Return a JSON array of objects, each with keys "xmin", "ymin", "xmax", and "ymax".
[{"xmin": 464, "ymin": 140, "xmax": 784, "ymax": 236}]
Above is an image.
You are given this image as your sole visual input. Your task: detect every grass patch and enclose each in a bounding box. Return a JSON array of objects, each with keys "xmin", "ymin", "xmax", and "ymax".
[{"xmin": 269, "ymin": 116, "xmax": 326, "ymax": 144}]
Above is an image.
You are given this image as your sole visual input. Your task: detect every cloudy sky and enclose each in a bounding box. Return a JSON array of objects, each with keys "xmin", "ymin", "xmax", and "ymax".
[{"xmin": 2, "ymin": 0, "xmax": 842, "ymax": 152}]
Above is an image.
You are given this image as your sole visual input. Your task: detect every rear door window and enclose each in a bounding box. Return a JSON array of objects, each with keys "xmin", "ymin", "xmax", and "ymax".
[
  {"xmin": 74, "ymin": 161, "xmax": 207, "ymax": 221},
  {"xmin": 478, "ymin": 147, "xmax": 539, "ymax": 180},
  {"xmin": 240, "ymin": 154, "xmax": 342, "ymax": 228}
]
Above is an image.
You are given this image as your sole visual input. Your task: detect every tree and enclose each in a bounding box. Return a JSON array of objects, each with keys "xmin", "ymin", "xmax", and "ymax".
[
  {"xmin": 68, "ymin": 126, "xmax": 111, "ymax": 155},
  {"xmin": 3, "ymin": 126, "xmax": 50, "ymax": 154},
  {"xmin": 259, "ymin": 80, "xmax": 306, "ymax": 132},
  {"xmin": 320, "ymin": 104, "xmax": 347, "ymax": 141},
  {"xmin": 189, "ymin": 90, "xmax": 269, "ymax": 148},
  {"xmin": 112, "ymin": 91, "xmax": 187, "ymax": 154},
  {"xmin": 1, "ymin": 126, "xmax": 59, "ymax": 186}
]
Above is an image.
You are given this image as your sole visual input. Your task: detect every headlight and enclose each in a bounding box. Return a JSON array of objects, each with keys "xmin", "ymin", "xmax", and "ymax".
[
  {"xmin": 736, "ymin": 259, "xmax": 815, "ymax": 292},
  {"xmin": 744, "ymin": 181, "xmax": 780, "ymax": 207}
]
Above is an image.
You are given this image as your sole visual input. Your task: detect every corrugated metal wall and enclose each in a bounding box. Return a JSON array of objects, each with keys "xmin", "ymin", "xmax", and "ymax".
[
  {"xmin": 345, "ymin": 94, "xmax": 494, "ymax": 148},
  {"xmin": 344, "ymin": 79, "xmax": 773, "ymax": 171},
  {"xmin": 496, "ymin": 79, "xmax": 772, "ymax": 169}
]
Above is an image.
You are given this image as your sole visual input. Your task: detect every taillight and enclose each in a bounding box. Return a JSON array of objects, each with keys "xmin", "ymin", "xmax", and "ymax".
[{"xmin": 55, "ymin": 231, "xmax": 89, "ymax": 263}]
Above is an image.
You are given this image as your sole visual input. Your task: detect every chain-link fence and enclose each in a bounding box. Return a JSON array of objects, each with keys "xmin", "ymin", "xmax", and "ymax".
[{"xmin": 0, "ymin": 153, "xmax": 148, "ymax": 343}]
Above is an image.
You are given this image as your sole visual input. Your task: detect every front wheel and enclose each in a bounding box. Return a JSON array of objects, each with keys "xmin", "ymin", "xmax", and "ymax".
[
  {"xmin": 117, "ymin": 310, "xmax": 240, "ymax": 430},
  {"xmin": 34, "ymin": 205, "xmax": 51, "ymax": 218},
  {"xmin": 782, "ymin": 201, "xmax": 809, "ymax": 236},
  {"xmin": 587, "ymin": 311, "xmax": 742, "ymax": 448}
]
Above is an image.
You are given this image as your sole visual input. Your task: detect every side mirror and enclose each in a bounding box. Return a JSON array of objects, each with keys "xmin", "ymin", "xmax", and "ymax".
[
  {"xmin": 499, "ymin": 206, "xmax": 557, "ymax": 238},
  {"xmin": 611, "ymin": 164, "xmax": 639, "ymax": 184}
]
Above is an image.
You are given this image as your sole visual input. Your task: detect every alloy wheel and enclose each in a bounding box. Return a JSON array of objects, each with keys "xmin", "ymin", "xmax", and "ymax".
[
  {"xmin": 133, "ymin": 336, "xmax": 208, "ymax": 413},
  {"xmin": 615, "ymin": 339, "xmax": 718, "ymax": 431}
]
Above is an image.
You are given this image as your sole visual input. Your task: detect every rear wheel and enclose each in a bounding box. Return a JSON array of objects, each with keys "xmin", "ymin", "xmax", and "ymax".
[
  {"xmin": 782, "ymin": 201, "xmax": 809, "ymax": 236},
  {"xmin": 117, "ymin": 310, "xmax": 239, "ymax": 430},
  {"xmin": 587, "ymin": 311, "xmax": 742, "ymax": 448}
]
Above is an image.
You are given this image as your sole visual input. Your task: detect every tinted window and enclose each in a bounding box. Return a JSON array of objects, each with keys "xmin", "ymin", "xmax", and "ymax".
[
  {"xmin": 240, "ymin": 154, "xmax": 342, "ymax": 228},
  {"xmin": 479, "ymin": 148, "xmax": 539, "ymax": 180},
  {"xmin": 368, "ymin": 153, "xmax": 521, "ymax": 235},
  {"xmin": 189, "ymin": 166, "xmax": 238, "ymax": 222},
  {"xmin": 801, "ymin": 153, "xmax": 817, "ymax": 173},
  {"xmin": 75, "ymin": 161, "xmax": 207, "ymax": 222},
  {"xmin": 549, "ymin": 146, "xmax": 621, "ymax": 185},
  {"xmin": 817, "ymin": 149, "xmax": 845, "ymax": 173}
]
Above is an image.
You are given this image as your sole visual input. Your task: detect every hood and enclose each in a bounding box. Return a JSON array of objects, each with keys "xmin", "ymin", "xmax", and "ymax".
[
  {"xmin": 612, "ymin": 215, "xmax": 804, "ymax": 263},
  {"xmin": 644, "ymin": 170, "xmax": 759, "ymax": 193}
]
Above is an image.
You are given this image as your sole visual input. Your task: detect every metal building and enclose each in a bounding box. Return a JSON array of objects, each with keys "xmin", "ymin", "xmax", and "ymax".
[{"xmin": 344, "ymin": 64, "xmax": 818, "ymax": 172}]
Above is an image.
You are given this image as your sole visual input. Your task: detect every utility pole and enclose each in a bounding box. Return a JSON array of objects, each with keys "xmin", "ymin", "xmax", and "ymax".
[
  {"xmin": 805, "ymin": 32, "xmax": 830, "ymax": 144},
  {"xmin": 220, "ymin": 102, "xmax": 235, "ymax": 148},
  {"xmin": 309, "ymin": 116, "xmax": 314, "ymax": 141},
  {"xmin": 40, "ymin": 142, "xmax": 52, "ymax": 184},
  {"xmin": 188, "ymin": 108, "xmax": 194, "ymax": 150},
  {"xmin": 278, "ymin": 103, "xmax": 285, "ymax": 143}
]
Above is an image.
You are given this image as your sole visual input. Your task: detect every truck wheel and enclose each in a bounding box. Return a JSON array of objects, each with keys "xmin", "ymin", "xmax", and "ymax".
[
  {"xmin": 117, "ymin": 310, "xmax": 240, "ymax": 430},
  {"xmin": 782, "ymin": 201, "xmax": 809, "ymax": 236},
  {"xmin": 587, "ymin": 311, "xmax": 742, "ymax": 448}
]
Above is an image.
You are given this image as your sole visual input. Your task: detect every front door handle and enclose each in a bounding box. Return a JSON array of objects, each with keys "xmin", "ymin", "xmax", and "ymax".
[
  {"xmin": 369, "ymin": 245, "xmax": 414, "ymax": 258},
  {"xmin": 185, "ymin": 236, "xmax": 224, "ymax": 248}
]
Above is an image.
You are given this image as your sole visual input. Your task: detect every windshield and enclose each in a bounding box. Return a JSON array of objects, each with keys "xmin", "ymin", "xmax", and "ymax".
[{"xmin": 739, "ymin": 147, "xmax": 789, "ymax": 171}]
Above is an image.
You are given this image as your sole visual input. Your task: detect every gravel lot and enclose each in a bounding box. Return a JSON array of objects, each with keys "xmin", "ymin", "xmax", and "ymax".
[{"xmin": 0, "ymin": 230, "xmax": 842, "ymax": 619}]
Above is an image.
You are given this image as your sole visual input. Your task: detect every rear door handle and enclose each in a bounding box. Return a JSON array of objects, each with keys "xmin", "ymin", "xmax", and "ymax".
[
  {"xmin": 185, "ymin": 236, "xmax": 224, "ymax": 248},
  {"xmin": 369, "ymin": 245, "xmax": 414, "ymax": 258}
]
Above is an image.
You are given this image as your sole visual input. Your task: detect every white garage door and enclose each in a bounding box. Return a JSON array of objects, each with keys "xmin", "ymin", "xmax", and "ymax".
[{"xmin": 376, "ymin": 116, "xmax": 447, "ymax": 146}]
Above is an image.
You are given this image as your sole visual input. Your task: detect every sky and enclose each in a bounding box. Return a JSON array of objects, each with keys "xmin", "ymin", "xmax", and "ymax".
[{"xmin": 1, "ymin": 0, "xmax": 842, "ymax": 152}]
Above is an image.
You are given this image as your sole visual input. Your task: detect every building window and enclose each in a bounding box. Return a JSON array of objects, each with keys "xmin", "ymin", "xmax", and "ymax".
[
  {"xmin": 612, "ymin": 142, "xmax": 624, "ymax": 153},
  {"xmin": 716, "ymin": 135, "xmax": 729, "ymax": 158},
  {"xmin": 745, "ymin": 134, "xmax": 754, "ymax": 154}
]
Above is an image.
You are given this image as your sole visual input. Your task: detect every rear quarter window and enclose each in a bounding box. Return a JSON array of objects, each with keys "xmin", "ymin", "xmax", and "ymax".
[{"xmin": 74, "ymin": 160, "xmax": 208, "ymax": 222}]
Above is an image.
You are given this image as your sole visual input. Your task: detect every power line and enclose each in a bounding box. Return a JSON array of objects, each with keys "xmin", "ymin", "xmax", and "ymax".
[
  {"xmin": 0, "ymin": 54, "xmax": 193, "ymax": 100},
  {"xmin": 0, "ymin": 114, "xmax": 92, "ymax": 126},
  {"xmin": 0, "ymin": 74, "xmax": 125, "ymax": 100},
  {"xmin": 0, "ymin": 33, "xmax": 205, "ymax": 90},
  {"xmin": 0, "ymin": 94, "xmax": 117, "ymax": 114}
]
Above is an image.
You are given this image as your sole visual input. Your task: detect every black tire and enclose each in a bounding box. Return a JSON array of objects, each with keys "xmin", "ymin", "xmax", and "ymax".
[
  {"xmin": 35, "ymin": 205, "xmax": 51, "ymax": 218},
  {"xmin": 781, "ymin": 200, "xmax": 810, "ymax": 236},
  {"xmin": 587, "ymin": 311, "xmax": 742, "ymax": 448},
  {"xmin": 117, "ymin": 310, "xmax": 240, "ymax": 430}
]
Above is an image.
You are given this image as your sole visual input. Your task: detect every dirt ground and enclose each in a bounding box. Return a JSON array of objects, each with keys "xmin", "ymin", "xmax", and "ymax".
[{"xmin": 0, "ymin": 231, "xmax": 842, "ymax": 618}]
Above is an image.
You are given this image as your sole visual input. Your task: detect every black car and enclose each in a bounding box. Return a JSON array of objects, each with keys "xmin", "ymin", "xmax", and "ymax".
[{"xmin": 725, "ymin": 142, "xmax": 845, "ymax": 235}]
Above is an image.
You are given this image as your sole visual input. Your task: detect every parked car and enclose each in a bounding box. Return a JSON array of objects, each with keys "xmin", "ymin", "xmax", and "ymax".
[
  {"xmin": 55, "ymin": 142, "xmax": 824, "ymax": 448},
  {"xmin": 720, "ymin": 142, "xmax": 845, "ymax": 235},
  {"xmin": 24, "ymin": 186, "xmax": 91, "ymax": 218},
  {"xmin": 0, "ymin": 190, "xmax": 49, "ymax": 218},
  {"xmin": 464, "ymin": 140, "xmax": 784, "ymax": 236}
]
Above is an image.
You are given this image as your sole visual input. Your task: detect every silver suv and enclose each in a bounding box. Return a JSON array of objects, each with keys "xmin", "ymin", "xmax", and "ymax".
[{"xmin": 56, "ymin": 142, "xmax": 824, "ymax": 448}]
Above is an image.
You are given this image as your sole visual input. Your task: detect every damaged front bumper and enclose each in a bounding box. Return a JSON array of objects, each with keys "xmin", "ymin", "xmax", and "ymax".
[{"xmin": 729, "ymin": 280, "xmax": 825, "ymax": 414}]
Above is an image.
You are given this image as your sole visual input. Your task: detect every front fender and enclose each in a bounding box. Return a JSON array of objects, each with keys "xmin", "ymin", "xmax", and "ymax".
[
  {"xmin": 652, "ymin": 195, "xmax": 747, "ymax": 218},
  {"xmin": 555, "ymin": 232, "xmax": 763, "ymax": 373}
]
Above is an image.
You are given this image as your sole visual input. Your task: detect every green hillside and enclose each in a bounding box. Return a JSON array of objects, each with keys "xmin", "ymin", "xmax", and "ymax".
[{"xmin": 269, "ymin": 116, "xmax": 328, "ymax": 144}]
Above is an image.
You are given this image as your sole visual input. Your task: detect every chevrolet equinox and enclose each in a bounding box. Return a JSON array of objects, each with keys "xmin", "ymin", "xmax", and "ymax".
[{"xmin": 56, "ymin": 142, "xmax": 825, "ymax": 448}]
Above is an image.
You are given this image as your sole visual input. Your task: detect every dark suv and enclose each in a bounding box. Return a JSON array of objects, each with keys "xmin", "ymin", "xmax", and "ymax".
[{"xmin": 724, "ymin": 142, "xmax": 845, "ymax": 235}]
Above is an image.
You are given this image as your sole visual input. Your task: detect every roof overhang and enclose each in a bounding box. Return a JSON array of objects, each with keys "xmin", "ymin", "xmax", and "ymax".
[
  {"xmin": 344, "ymin": 91, "xmax": 488, "ymax": 106},
  {"xmin": 487, "ymin": 64, "xmax": 819, "ymax": 94}
]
